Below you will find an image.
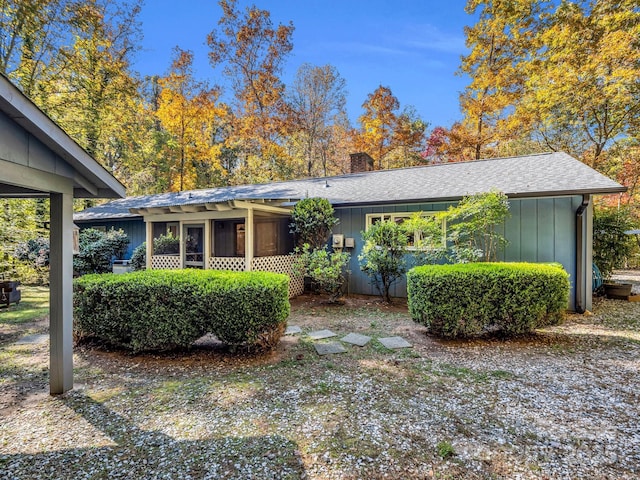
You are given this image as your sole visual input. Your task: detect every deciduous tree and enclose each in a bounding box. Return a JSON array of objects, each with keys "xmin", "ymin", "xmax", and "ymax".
[
  {"xmin": 207, "ymin": 0, "xmax": 294, "ymax": 182},
  {"xmin": 355, "ymin": 85, "xmax": 426, "ymax": 169},
  {"xmin": 459, "ymin": 0, "xmax": 541, "ymax": 159},
  {"xmin": 156, "ymin": 48, "xmax": 227, "ymax": 191},
  {"xmin": 287, "ymin": 63, "xmax": 347, "ymax": 177},
  {"xmin": 519, "ymin": 0, "xmax": 640, "ymax": 167}
]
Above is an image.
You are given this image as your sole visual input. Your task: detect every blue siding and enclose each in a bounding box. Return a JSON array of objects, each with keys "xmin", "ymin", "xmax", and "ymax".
[
  {"xmin": 79, "ymin": 195, "xmax": 582, "ymax": 309},
  {"xmin": 335, "ymin": 196, "xmax": 580, "ymax": 309},
  {"xmin": 76, "ymin": 218, "xmax": 146, "ymax": 259}
]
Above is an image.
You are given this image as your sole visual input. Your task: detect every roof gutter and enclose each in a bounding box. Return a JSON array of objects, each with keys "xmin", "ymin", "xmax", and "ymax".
[{"xmin": 575, "ymin": 194, "xmax": 591, "ymax": 314}]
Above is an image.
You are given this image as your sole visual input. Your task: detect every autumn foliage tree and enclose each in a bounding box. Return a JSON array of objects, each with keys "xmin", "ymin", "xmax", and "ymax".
[
  {"xmin": 460, "ymin": 0, "xmax": 640, "ymax": 168},
  {"xmin": 287, "ymin": 63, "xmax": 348, "ymax": 177},
  {"xmin": 355, "ymin": 85, "xmax": 426, "ymax": 169},
  {"xmin": 156, "ymin": 48, "xmax": 227, "ymax": 191},
  {"xmin": 207, "ymin": 0, "xmax": 295, "ymax": 184},
  {"xmin": 520, "ymin": 0, "xmax": 640, "ymax": 168},
  {"xmin": 458, "ymin": 0, "xmax": 542, "ymax": 160}
]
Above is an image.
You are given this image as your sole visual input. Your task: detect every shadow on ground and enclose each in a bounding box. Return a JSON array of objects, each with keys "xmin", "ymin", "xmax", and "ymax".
[{"xmin": 0, "ymin": 392, "xmax": 306, "ymax": 479}]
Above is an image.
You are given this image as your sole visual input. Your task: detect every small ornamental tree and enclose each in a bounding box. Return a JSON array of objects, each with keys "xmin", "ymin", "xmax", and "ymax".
[
  {"xmin": 290, "ymin": 197, "xmax": 339, "ymax": 248},
  {"xmin": 290, "ymin": 197, "xmax": 346, "ymax": 300},
  {"xmin": 293, "ymin": 244, "xmax": 350, "ymax": 303},
  {"xmin": 593, "ymin": 207, "xmax": 635, "ymax": 280},
  {"xmin": 441, "ymin": 190, "xmax": 509, "ymax": 263},
  {"xmin": 359, "ymin": 221, "xmax": 409, "ymax": 303}
]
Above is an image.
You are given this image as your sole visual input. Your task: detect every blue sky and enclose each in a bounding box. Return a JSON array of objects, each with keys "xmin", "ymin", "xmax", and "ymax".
[{"xmin": 134, "ymin": 0, "xmax": 473, "ymax": 129}]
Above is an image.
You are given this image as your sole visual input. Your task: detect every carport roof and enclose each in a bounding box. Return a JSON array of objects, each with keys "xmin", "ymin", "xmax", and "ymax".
[{"xmin": 0, "ymin": 73, "xmax": 125, "ymax": 198}]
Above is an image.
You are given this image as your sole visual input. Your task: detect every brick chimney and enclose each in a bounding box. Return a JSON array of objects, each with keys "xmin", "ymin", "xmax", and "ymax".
[{"xmin": 349, "ymin": 152, "xmax": 374, "ymax": 173}]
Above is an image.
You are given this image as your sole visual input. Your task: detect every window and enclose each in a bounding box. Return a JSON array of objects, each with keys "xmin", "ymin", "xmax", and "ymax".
[
  {"xmin": 365, "ymin": 212, "xmax": 445, "ymax": 249},
  {"xmin": 235, "ymin": 223, "xmax": 245, "ymax": 256},
  {"xmin": 152, "ymin": 221, "xmax": 179, "ymax": 240},
  {"xmin": 256, "ymin": 221, "xmax": 278, "ymax": 256}
]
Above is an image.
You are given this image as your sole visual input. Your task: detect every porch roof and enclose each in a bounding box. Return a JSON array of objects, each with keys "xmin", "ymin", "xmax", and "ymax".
[{"xmin": 74, "ymin": 151, "xmax": 625, "ymax": 221}]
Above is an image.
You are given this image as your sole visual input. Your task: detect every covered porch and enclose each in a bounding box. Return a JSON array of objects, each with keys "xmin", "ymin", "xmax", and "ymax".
[{"xmin": 132, "ymin": 199, "xmax": 304, "ymax": 296}]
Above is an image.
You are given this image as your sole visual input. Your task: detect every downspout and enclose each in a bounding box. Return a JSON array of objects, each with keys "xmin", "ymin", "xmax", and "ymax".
[{"xmin": 575, "ymin": 195, "xmax": 591, "ymax": 313}]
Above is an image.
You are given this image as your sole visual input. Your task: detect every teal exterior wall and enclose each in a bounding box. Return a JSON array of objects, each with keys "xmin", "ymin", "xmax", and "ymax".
[
  {"xmin": 76, "ymin": 195, "xmax": 584, "ymax": 309},
  {"xmin": 75, "ymin": 218, "xmax": 145, "ymax": 259},
  {"xmin": 334, "ymin": 196, "xmax": 582, "ymax": 310}
]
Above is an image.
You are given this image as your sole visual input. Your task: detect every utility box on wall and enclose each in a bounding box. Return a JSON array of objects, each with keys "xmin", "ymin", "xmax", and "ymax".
[{"xmin": 332, "ymin": 234, "xmax": 344, "ymax": 248}]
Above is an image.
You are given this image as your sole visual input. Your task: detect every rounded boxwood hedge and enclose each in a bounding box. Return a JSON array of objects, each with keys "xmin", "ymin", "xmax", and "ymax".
[
  {"xmin": 73, "ymin": 269, "xmax": 290, "ymax": 352},
  {"xmin": 407, "ymin": 262, "xmax": 570, "ymax": 338}
]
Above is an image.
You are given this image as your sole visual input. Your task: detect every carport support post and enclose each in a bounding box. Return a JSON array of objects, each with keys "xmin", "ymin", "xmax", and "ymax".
[{"xmin": 49, "ymin": 192, "xmax": 74, "ymax": 394}]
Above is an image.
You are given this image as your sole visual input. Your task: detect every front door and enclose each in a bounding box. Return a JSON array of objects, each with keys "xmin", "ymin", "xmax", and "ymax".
[{"xmin": 184, "ymin": 224, "xmax": 204, "ymax": 268}]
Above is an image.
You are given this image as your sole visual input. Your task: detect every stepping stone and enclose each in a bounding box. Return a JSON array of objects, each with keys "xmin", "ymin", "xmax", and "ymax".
[
  {"xmin": 341, "ymin": 332, "xmax": 371, "ymax": 347},
  {"xmin": 285, "ymin": 325, "xmax": 302, "ymax": 335},
  {"xmin": 15, "ymin": 334, "xmax": 49, "ymax": 345},
  {"xmin": 308, "ymin": 329, "xmax": 337, "ymax": 340},
  {"xmin": 378, "ymin": 336, "xmax": 413, "ymax": 350},
  {"xmin": 314, "ymin": 342, "xmax": 347, "ymax": 355}
]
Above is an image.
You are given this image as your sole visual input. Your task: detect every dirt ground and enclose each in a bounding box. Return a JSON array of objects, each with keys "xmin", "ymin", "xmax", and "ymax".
[{"xmin": 1, "ymin": 287, "xmax": 639, "ymax": 479}]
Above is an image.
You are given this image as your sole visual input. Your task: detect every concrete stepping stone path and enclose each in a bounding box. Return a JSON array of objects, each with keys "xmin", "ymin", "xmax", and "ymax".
[
  {"xmin": 378, "ymin": 336, "xmax": 413, "ymax": 349},
  {"xmin": 340, "ymin": 333, "xmax": 371, "ymax": 347},
  {"xmin": 314, "ymin": 342, "xmax": 347, "ymax": 355},
  {"xmin": 15, "ymin": 334, "xmax": 49, "ymax": 345},
  {"xmin": 308, "ymin": 329, "xmax": 337, "ymax": 340},
  {"xmin": 285, "ymin": 325, "xmax": 302, "ymax": 335}
]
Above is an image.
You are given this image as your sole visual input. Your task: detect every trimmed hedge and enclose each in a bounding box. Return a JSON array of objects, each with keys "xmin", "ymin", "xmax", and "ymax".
[
  {"xmin": 74, "ymin": 269, "xmax": 290, "ymax": 352},
  {"xmin": 407, "ymin": 263, "xmax": 570, "ymax": 338}
]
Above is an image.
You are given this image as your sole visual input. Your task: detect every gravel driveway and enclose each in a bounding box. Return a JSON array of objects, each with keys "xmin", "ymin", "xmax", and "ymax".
[{"xmin": 1, "ymin": 288, "xmax": 639, "ymax": 479}]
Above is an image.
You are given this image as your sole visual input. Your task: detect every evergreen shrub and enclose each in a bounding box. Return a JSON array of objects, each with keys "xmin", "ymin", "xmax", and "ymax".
[
  {"xmin": 74, "ymin": 269, "xmax": 290, "ymax": 352},
  {"xmin": 407, "ymin": 262, "xmax": 569, "ymax": 338}
]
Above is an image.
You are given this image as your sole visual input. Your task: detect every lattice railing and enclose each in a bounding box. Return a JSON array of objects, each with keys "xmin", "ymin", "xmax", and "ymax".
[
  {"xmin": 151, "ymin": 255, "xmax": 181, "ymax": 270},
  {"xmin": 208, "ymin": 256, "xmax": 246, "ymax": 272},
  {"xmin": 252, "ymin": 255, "xmax": 304, "ymax": 297}
]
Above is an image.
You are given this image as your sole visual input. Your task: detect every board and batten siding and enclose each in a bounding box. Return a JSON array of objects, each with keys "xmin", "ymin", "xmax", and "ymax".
[
  {"xmin": 334, "ymin": 196, "xmax": 582, "ymax": 310},
  {"xmin": 76, "ymin": 218, "xmax": 145, "ymax": 259}
]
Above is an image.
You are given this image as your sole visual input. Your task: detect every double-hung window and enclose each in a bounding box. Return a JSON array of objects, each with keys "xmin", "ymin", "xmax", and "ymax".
[{"xmin": 365, "ymin": 212, "xmax": 446, "ymax": 250}]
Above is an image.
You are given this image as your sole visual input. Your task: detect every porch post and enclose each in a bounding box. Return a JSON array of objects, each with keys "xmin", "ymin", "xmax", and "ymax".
[
  {"xmin": 145, "ymin": 220, "xmax": 153, "ymax": 270},
  {"xmin": 179, "ymin": 221, "xmax": 185, "ymax": 269},
  {"xmin": 245, "ymin": 208, "xmax": 254, "ymax": 271},
  {"xmin": 204, "ymin": 220, "xmax": 212, "ymax": 269},
  {"xmin": 49, "ymin": 192, "xmax": 74, "ymax": 394}
]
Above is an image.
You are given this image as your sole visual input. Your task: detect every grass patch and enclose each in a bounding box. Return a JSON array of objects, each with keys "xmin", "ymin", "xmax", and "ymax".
[
  {"xmin": 436, "ymin": 440, "xmax": 456, "ymax": 459},
  {"xmin": 0, "ymin": 286, "xmax": 49, "ymax": 325}
]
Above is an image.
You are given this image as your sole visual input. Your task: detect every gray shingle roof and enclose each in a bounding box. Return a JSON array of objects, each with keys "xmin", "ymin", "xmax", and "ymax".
[{"xmin": 74, "ymin": 152, "xmax": 625, "ymax": 221}]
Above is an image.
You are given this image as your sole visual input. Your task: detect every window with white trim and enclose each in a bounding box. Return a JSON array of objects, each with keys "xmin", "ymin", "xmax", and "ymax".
[{"xmin": 365, "ymin": 212, "xmax": 446, "ymax": 249}]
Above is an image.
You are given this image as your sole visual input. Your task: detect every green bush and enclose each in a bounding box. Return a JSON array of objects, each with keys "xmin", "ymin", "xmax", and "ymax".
[
  {"xmin": 293, "ymin": 244, "xmax": 350, "ymax": 303},
  {"xmin": 593, "ymin": 207, "xmax": 634, "ymax": 280},
  {"xmin": 290, "ymin": 197, "xmax": 339, "ymax": 248},
  {"xmin": 130, "ymin": 242, "xmax": 146, "ymax": 271},
  {"xmin": 74, "ymin": 269, "xmax": 290, "ymax": 352},
  {"xmin": 74, "ymin": 228, "xmax": 129, "ymax": 275},
  {"xmin": 407, "ymin": 263, "xmax": 569, "ymax": 338},
  {"xmin": 359, "ymin": 221, "xmax": 409, "ymax": 303},
  {"xmin": 153, "ymin": 233, "xmax": 180, "ymax": 255}
]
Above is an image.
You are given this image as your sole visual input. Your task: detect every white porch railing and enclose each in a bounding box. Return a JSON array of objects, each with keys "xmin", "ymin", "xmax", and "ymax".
[
  {"xmin": 252, "ymin": 255, "xmax": 304, "ymax": 297},
  {"xmin": 150, "ymin": 254, "xmax": 303, "ymax": 298},
  {"xmin": 207, "ymin": 256, "xmax": 246, "ymax": 272},
  {"xmin": 151, "ymin": 255, "xmax": 181, "ymax": 269}
]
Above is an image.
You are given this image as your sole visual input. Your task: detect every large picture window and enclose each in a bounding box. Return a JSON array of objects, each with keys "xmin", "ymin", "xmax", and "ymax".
[{"xmin": 365, "ymin": 212, "xmax": 446, "ymax": 249}]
